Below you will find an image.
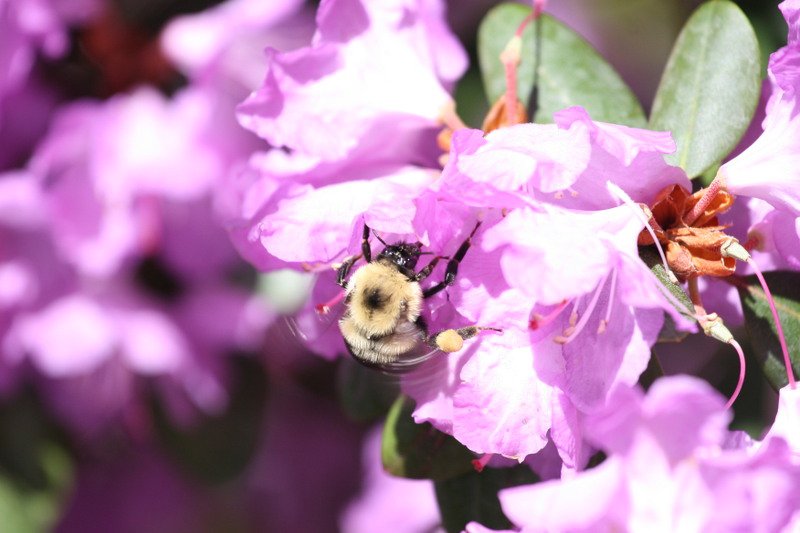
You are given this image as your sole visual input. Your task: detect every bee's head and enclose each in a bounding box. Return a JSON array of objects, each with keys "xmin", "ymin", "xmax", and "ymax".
[{"xmin": 376, "ymin": 242, "xmax": 422, "ymax": 271}]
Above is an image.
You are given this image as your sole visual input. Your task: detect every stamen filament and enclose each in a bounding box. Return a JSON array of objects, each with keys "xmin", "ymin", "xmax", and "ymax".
[
  {"xmin": 746, "ymin": 257, "xmax": 796, "ymax": 388},
  {"xmin": 725, "ymin": 339, "xmax": 747, "ymax": 410},
  {"xmin": 606, "ymin": 181, "xmax": 677, "ymax": 283},
  {"xmin": 315, "ymin": 290, "xmax": 345, "ymax": 315},
  {"xmin": 598, "ymin": 269, "xmax": 618, "ymax": 333},
  {"xmin": 529, "ymin": 300, "xmax": 569, "ymax": 330},
  {"xmin": 555, "ymin": 272, "xmax": 609, "ymax": 344},
  {"xmin": 440, "ymin": 100, "xmax": 466, "ymax": 131}
]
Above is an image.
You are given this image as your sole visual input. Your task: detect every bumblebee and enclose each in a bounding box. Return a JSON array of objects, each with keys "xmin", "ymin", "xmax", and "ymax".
[{"xmin": 336, "ymin": 222, "xmax": 498, "ymax": 373}]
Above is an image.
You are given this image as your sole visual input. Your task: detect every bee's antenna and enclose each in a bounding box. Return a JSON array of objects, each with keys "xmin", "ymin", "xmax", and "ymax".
[{"xmin": 374, "ymin": 233, "xmax": 388, "ymax": 246}]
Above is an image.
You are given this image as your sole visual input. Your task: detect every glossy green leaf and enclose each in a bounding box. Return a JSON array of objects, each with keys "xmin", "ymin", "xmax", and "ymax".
[
  {"xmin": 736, "ymin": 271, "xmax": 800, "ymax": 390},
  {"xmin": 381, "ymin": 395, "xmax": 474, "ymax": 481},
  {"xmin": 336, "ymin": 358, "xmax": 399, "ymax": 423},
  {"xmin": 434, "ymin": 464, "xmax": 539, "ymax": 533},
  {"xmin": 649, "ymin": 0, "xmax": 760, "ymax": 178},
  {"xmin": 478, "ymin": 3, "xmax": 645, "ymax": 126},
  {"xmin": 638, "ymin": 246, "xmax": 696, "ymax": 342},
  {"xmin": 154, "ymin": 357, "xmax": 267, "ymax": 484}
]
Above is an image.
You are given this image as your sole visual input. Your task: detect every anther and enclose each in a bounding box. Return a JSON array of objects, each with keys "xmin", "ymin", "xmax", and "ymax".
[{"xmin": 555, "ymin": 273, "xmax": 609, "ymax": 344}]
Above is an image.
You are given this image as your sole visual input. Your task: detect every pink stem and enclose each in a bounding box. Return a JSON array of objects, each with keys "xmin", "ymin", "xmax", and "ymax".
[
  {"xmin": 725, "ymin": 339, "xmax": 747, "ymax": 410},
  {"xmin": 747, "ymin": 258, "xmax": 797, "ymax": 388}
]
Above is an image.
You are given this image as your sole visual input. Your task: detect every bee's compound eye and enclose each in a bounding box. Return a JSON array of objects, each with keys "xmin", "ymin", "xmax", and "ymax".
[{"xmin": 435, "ymin": 329, "xmax": 464, "ymax": 353}]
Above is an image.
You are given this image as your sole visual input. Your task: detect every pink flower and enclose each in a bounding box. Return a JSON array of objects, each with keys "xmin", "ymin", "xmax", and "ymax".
[
  {"xmin": 762, "ymin": 384, "xmax": 800, "ymax": 455},
  {"xmin": 339, "ymin": 428, "xmax": 439, "ymax": 533},
  {"xmin": 492, "ymin": 377, "xmax": 800, "ymax": 533},
  {"xmin": 29, "ymin": 87, "xmax": 244, "ymax": 276},
  {"xmin": 719, "ymin": 0, "xmax": 800, "ymax": 216},
  {"xmin": 161, "ymin": 0, "xmax": 313, "ymax": 93},
  {"xmin": 236, "ymin": 0, "xmax": 466, "ymax": 163}
]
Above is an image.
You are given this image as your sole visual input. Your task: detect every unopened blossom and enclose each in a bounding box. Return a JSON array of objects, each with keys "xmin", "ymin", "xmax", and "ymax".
[{"xmin": 489, "ymin": 377, "xmax": 800, "ymax": 533}]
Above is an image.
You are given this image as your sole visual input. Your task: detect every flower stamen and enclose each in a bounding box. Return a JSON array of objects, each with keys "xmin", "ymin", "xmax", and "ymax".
[
  {"xmin": 598, "ymin": 269, "xmax": 618, "ymax": 334},
  {"xmin": 555, "ymin": 272, "xmax": 610, "ymax": 344},
  {"xmin": 529, "ymin": 300, "xmax": 569, "ymax": 330},
  {"xmin": 606, "ymin": 180, "xmax": 677, "ymax": 283},
  {"xmin": 747, "ymin": 257, "xmax": 796, "ymax": 388},
  {"xmin": 315, "ymin": 289, "xmax": 345, "ymax": 315},
  {"xmin": 719, "ymin": 238, "xmax": 797, "ymax": 389}
]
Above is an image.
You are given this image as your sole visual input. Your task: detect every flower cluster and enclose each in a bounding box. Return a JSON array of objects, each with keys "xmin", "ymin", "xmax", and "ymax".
[
  {"xmin": 2, "ymin": 0, "xmax": 799, "ymax": 530},
  {"xmin": 228, "ymin": 0, "xmax": 800, "ymax": 528}
]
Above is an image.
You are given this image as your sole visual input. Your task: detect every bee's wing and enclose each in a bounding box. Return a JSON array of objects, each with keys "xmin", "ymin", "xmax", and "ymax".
[
  {"xmin": 269, "ymin": 270, "xmax": 348, "ymax": 358},
  {"xmin": 371, "ymin": 345, "xmax": 440, "ymax": 374}
]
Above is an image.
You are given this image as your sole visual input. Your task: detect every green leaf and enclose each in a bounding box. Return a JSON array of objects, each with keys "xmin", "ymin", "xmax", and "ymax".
[
  {"xmin": 381, "ymin": 396, "xmax": 474, "ymax": 481},
  {"xmin": 434, "ymin": 464, "xmax": 539, "ymax": 533},
  {"xmin": 736, "ymin": 271, "xmax": 800, "ymax": 390},
  {"xmin": 649, "ymin": 0, "xmax": 760, "ymax": 178},
  {"xmin": 478, "ymin": 3, "xmax": 646, "ymax": 126},
  {"xmin": 154, "ymin": 357, "xmax": 267, "ymax": 484},
  {"xmin": 0, "ymin": 451, "xmax": 71, "ymax": 533},
  {"xmin": 0, "ymin": 392, "xmax": 73, "ymax": 533},
  {"xmin": 638, "ymin": 246, "xmax": 696, "ymax": 342},
  {"xmin": 336, "ymin": 358, "xmax": 399, "ymax": 423}
]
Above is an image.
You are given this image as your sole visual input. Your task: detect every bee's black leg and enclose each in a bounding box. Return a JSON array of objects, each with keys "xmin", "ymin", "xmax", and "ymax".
[
  {"xmin": 337, "ymin": 224, "xmax": 373, "ymax": 288},
  {"xmin": 414, "ymin": 255, "xmax": 445, "ymax": 282},
  {"xmin": 423, "ymin": 221, "xmax": 481, "ymax": 298},
  {"xmin": 362, "ymin": 224, "xmax": 372, "ymax": 263},
  {"xmin": 336, "ymin": 254, "xmax": 362, "ymax": 288}
]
